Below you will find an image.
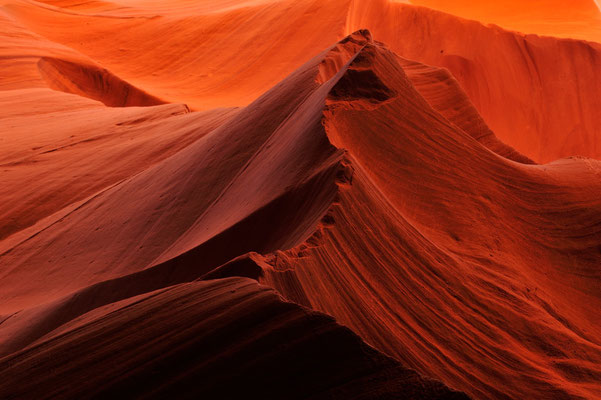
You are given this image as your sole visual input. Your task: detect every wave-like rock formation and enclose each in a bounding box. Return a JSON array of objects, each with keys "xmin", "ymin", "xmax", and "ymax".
[
  {"xmin": 6, "ymin": 0, "xmax": 601, "ymax": 162},
  {"xmin": 1, "ymin": 1, "xmax": 601, "ymax": 399},
  {"xmin": 37, "ymin": 57, "xmax": 165, "ymax": 107},
  {"xmin": 0, "ymin": 278, "xmax": 467, "ymax": 400}
]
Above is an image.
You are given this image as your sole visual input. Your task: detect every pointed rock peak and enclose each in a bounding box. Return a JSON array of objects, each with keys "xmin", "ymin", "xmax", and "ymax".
[
  {"xmin": 326, "ymin": 44, "xmax": 397, "ymax": 107},
  {"xmin": 316, "ymin": 30, "xmax": 377, "ymax": 84},
  {"xmin": 340, "ymin": 29, "xmax": 373, "ymax": 46}
]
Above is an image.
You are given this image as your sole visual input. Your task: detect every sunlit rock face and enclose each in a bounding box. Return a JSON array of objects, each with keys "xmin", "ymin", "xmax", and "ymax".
[{"xmin": 1, "ymin": 1, "xmax": 601, "ymax": 399}]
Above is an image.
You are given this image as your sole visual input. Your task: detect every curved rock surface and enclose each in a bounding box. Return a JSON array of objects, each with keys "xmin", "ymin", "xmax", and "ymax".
[{"xmin": 2, "ymin": 2, "xmax": 601, "ymax": 399}]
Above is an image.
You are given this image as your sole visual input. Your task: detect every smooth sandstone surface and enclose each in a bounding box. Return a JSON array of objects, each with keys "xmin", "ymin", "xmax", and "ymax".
[{"xmin": 1, "ymin": 1, "xmax": 601, "ymax": 399}]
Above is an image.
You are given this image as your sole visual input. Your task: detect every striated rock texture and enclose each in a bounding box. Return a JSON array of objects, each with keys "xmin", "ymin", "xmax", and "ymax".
[
  {"xmin": 0, "ymin": 278, "xmax": 468, "ymax": 400},
  {"xmin": 4, "ymin": 0, "xmax": 601, "ymax": 161},
  {"xmin": 1, "ymin": 1, "xmax": 601, "ymax": 399}
]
